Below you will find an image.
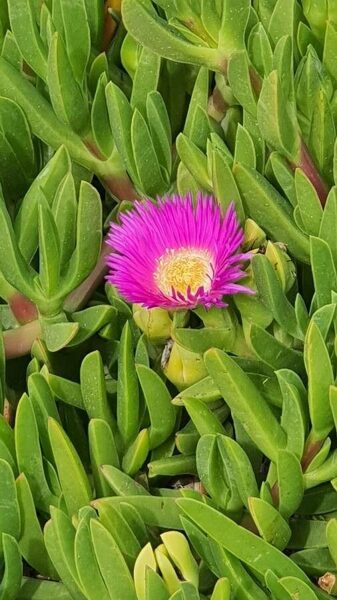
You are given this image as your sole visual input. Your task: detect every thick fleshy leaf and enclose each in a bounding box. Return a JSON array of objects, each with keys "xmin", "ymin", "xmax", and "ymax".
[
  {"xmin": 177, "ymin": 499, "xmax": 326, "ymax": 598},
  {"xmin": 136, "ymin": 364, "xmax": 176, "ymax": 449},
  {"xmin": 122, "ymin": 0, "xmax": 225, "ymax": 70},
  {"xmin": 248, "ymin": 497, "xmax": 292, "ymax": 550},
  {"xmin": 234, "ymin": 163, "xmax": 310, "ymax": 263},
  {"xmin": 48, "ymin": 418, "xmax": 92, "ymax": 516},
  {"xmin": 0, "ymin": 460, "xmax": 20, "ymax": 555},
  {"xmin": 117, "ymin": 321, "xmax": 139, "ymax": 447},
  {"xmin": 8, "ymin": 0, "xmax": 47, "ymax": 80},
  {"xmin": 15, "ymin": 394, "xmax": 58, "ymax": 512},
  {"xmin": 204, "ymin": 349, "xmax": 287, "ymax": 462},
  {"xmin": 16, "ymin": 473, "xmax": 56, "ymax": 578},
  {"xmin": 304, "ymin": 321, "xmax": 335, "ymax": 440},
  {"xmin": 0, "ymin": 534, "xmax": 22, "ymax": 600}
]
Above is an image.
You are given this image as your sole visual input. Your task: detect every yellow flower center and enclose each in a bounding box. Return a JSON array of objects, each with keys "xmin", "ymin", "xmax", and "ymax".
[{"xmin": 155, "ymin": 248, "xmax": 213, "ymax": 297}]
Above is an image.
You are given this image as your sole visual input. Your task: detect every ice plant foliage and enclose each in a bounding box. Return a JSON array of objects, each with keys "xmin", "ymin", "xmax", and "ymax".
[
  {"xmin": 106, "ymin": 193, "xmax": 252, "ymax": 309},
  {"xmin": 5, "ymin": 1, "xmax": 337, "ymax": 598}
]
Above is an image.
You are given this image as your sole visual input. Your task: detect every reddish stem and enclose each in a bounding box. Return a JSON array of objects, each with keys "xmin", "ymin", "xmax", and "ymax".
[
  {"xmin": 270, "ymin": 482, "xmax": 280, "ymax": 506},
  {"xmin": 84, "ymin": 139, "xmax": 140, "ymax": 202},
  {"xmin": 270, "ymin": 437, "xmax": 324, "ymax": 508},
  {"xmin": 301, "ymin": 438, "xmax": 324, "ymax": 473},
  {"xmin": 208, "ymin": 87, "xmax": 228, "ymax": 122},
  {"xmin": 221, "ymin": 59, "xmax": 329, "ymax": 206},
  {"xmin": 64, "ymin": 242, "xmax": 110, "ymax": 312},
  {"xmin": 3, "ymin": 241, "xmax": 112, "ymax": 359},
  {"xmin": 8, "ymin": 293, "xmax": 38, "ymax": 324},
  {"xmin": 4, "ymin": 320, "xmax": 41, "ymax": 359},
  {"xmin": 103, "ymin": 175, "xmax": 140, "ymax": 202},
  {"xmin": 296, "ymin": 143, "xmax": 329, "ymax": 206}
]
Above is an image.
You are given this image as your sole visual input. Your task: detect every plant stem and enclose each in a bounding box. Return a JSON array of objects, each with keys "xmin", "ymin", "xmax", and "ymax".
[
  {"xmin": 84, "ymin": 138, "xmax": 140, "ymax": 201},
  {"xmin": 221, "ymin": 58, "xmax": 329, "ymax": 206},
  {"xmin": 8, "ymin": 293, "xmax": 38, "ymax": 324},
  {"xmin": 301, "ymin": 437, "xmax": 324, "ymax": 472},
  {"xmin": 3, "ymin": 239, "xmax": 113, "ymax": 359},
  {"xmin": 64, "ymin": 242, "xmax": 110, "ymax": 312},
  {"xmin": 270, "ymin": 435, "xmax": 324, "ymax": 508},
  {"xmin": 3, "ymin": 320, "xmax": 41, "ymax": 359},
  {"xmin": 296, "ymin": 142, "xmax": 329, "ymax": 205}
]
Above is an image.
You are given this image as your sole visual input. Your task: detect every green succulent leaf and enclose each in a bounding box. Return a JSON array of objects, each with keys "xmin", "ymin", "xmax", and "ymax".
[
  {"xmin": 177, "ymin": 499, "xmax": 325, "ymax": 597},
  {"xmin": 15, "ymin": 394, "xmax": 58, "ymax": 513},
  {"xmin": 234, "ymin": 163, "xmax": 310, "ymax": 263},
  {"xmin": 117, "ymin": 321, "xmax": 139, "ymax": 448},
  {"xmin": 122, "ymin": 0, "xmax": 225, "ymax": 71},
  {"xmin": 0, "ymin": 534, "xmax": 22, "ymax": 600},
  {"xmin": 44, "ymin": 508, "xmax": 87, "ymax": 600},
  {"xmin": 48, "ymin": 418, "xmax": 92, "ymax": 516},
  {"xmin": 248, "ymin": 496, "xmax": 292, "ymax": 550},
  {"xmin": 88, "ymin": 419, "xmax": 120, "ymax": 498},
  {"xmin": 304, "ymin": 320, "xmax": 335, "ymax": 440},
  {"xmin": 136, "ymin": 364, "xmax": 176, "ymax": 449},
  {"xmin": 252, "ymin": 254, "xmax": 301, "ymax": 339},
  {"xmin": 0, "ymin": 460, "xmax": 20, "ymax": 556},
  {"xmin": 16, "ymin": 473, "xmax": 56, "ymax": 578},
  {"xmin": 8, "ymin": 0, "xmax": 47, "ymax": 80},
  {"xmin": 74, "ymin": 516, "xmax": 111, "ymax": 600},
  {"xmin": 204, "ymin": 349, "xmax": 286, "ymax": 462}
]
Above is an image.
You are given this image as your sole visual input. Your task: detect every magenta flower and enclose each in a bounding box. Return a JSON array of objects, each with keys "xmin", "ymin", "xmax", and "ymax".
[{"xmin": 106, "ymin": 193, "xmax": 253, "ymax": 309}]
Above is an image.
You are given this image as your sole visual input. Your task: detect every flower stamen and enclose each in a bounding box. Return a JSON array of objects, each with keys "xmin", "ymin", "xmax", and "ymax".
[{"xmin": 155, "ymin": 248, "xmax": 213, "ymax": 298}]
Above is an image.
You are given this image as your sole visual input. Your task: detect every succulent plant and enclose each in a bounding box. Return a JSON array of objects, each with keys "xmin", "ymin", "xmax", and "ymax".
[{"xmin": 1, "ymin": 1, "xmax": 337, "ymax": 599}]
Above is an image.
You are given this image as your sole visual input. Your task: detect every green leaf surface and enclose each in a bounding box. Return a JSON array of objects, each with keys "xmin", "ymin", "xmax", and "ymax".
[
  {"xmin": 248, "ymin": 497, "xmax": 291, "ymax": 550},
  {"xmin": 15, "ymin": 394, "xmax": 57, "ymax": 512},
  {"xmin": 88, "ymin": 419, "xmax": 120, "ymax": 498},
  {"xmin": 177, "ymin": 499, "xmax": 326, "ymax": 597},
  {"xmin": 90, "ymin": 519, "xmax": 138, "ymax": 600},
  {"xmin": 95, "ymin": 495, "xmax": 183, "ymax": 530},
  {"xmin": 122, "ymin": 0, "xmax": 224, "ymax": 70},
  {"xmin": 234, "ymin": 163, "xmax": 309, "ymax": 263},
  {"xmin": 48, "ymin": 418, "xmax": 92, "ymax": 516},
  {"xmin": 16, "ymin": 473, "xmax": 56, "ymax": 578},
  {"xmin": 80, "ymin": 351, "xmax": 116, "ymax": 430},
  {"xmin": 117, "ymin": 321, "xmax": 139, "ymax": 447},
  {"xmin": 8, "ymin": 0, "xmax": 47, "ymax": 80},
  {"xmin": 131, "ymin": 47, "xmax": 161, "ymax": 114},
  {"xmin": 0, "ymin": 534, "xmax": 22, "ymax": 600},
  {"xmin": 304, "ymin": 321, "xmax": 334, "ymax": 440},
  {"xmin": 310, "ymin": 236, "xmax": 337, "ymax": 307},
  {"xmin": 0, "ymin": 460, "xmax": 20, "ymax": 555},
  {"xmin": 252, "ymin": 254, "xmax": 301, "ymax": 338},
  {"xmin": 248, "ymin": 323, "xmax": 304, "ymax": 374},
  {"xmin": 74, "ymin": 517, "xmax": 110, "ymax": 600},
  {"xmin": 137, "ymin": 364, "xmax": 176, "ymax": 449},
  {"xmin": 277, "ymin": 450, "xmax": 304, "ymax": 519},
  {"xmin": 44, "ymin": 508, "xmax": 86, "ymax": 600},
  {"xmin": 204, "ymin": 349, "xmax": 286, "ymax": 462}
]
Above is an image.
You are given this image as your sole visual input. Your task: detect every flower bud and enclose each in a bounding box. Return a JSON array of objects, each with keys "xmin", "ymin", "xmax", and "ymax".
[
  {"xmin": 161, "ymin": 531, "xmax": 199, "ymax": 588},
  {"xmin": 162, "ymin": 342, "xmax": 207, "ymax": 390},
  {"xmin": 243, "ymin": 219, "xmax": 266, "ymax": 250},
  {"xmin": 265, "ymin": 241, "xmax": 296, "ymax": 293},
  {"xmin": 133, "ymin": 305, "xmax": 173, "ymax": 343}
]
